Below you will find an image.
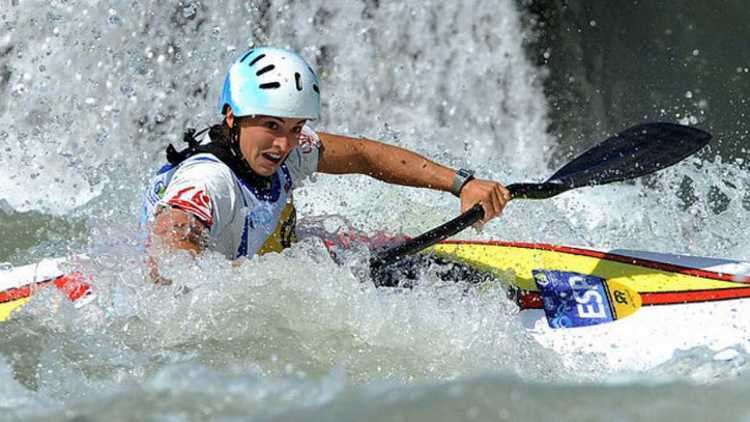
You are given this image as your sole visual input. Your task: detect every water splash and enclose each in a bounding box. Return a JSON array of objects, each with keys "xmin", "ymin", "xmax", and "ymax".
[
  {"xmin": 2, "ymin": 0, "xmax": 750, "ymax": 420},
  {"xmin": 0, "ymin": 0, "xmax": 550, "ymax": 216}
]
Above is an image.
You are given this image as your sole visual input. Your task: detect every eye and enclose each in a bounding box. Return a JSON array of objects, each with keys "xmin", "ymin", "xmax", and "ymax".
[
  {"xmin": 292, "ymin": 126, "xmax": 303, "ymax": 134},
  {"xmin": 264, "ymin": 121, "xmax": 280, "ymax": 130}
]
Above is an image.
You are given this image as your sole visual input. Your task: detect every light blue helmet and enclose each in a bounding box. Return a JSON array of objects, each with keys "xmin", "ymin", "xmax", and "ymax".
[{"xmin": 218, "ymin": 47, "xmax": 321, "ymax": 120}]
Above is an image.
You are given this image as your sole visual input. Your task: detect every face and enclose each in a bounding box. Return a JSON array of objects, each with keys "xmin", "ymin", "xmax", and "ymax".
[{"xmin": 226, "ymin": 110, "xmax": 306, "ymax": 177}]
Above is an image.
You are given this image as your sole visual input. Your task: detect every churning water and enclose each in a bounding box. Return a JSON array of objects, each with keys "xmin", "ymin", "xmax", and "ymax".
[{"xmin": 2, "ymin": 1, "xmax": 750, "ymax": 421}]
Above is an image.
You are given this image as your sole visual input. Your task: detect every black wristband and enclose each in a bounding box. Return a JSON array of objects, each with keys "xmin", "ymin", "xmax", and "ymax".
[{"xmin": 451, "ymin": 168, "xmax": 475, "ymax": 197}]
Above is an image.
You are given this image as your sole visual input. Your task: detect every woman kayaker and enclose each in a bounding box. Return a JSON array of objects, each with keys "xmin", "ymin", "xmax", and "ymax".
[{"xmin": 142, "ymin": 47, "xmax": 510, "ymax": 278}]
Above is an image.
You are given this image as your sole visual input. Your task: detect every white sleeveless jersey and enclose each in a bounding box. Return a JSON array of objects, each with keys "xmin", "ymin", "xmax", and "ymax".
[{"xmin": 141, "ymin": 126, "xmax": 321, "ymax": 259}]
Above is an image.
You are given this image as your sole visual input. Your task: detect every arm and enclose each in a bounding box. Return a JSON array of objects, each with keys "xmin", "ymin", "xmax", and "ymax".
[
  {"xmin": 316, "ymin": 132, "xmax": 511, "ymax": 222},
  {"xmin": 151, "ymin": 206, "xmax": 208, "ymax": 255},
  {"xmin": 144, "ymin": 162, "xmax": 228, "ymax": 283},
  {"xmin": 147, "ymin": 206, "xmax": 208, "ymax": 284}
]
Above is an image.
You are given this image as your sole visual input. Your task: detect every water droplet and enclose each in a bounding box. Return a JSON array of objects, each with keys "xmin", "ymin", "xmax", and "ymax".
[
  {"xmin": 182, "ymin": 3, "xmax": 198, "ymax": 19},
  {"xmin": 120, "ymin": 85, "xmax": 134, "ymax": 96},
  {"xmin": 11, "ymin": 83, "xmax": 26, "ymax": 96}
]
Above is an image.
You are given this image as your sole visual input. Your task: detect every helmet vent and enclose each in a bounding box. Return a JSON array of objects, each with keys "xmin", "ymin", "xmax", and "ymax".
[
  {"xmin": 239, "ymin": 49, "xmax": 255, "ymax": 62},
  {"xmin": 313, "ymin": 84, "xmax": 320, "ymax": 94},
  {"xmin": 248, "ymin": 54, "xmax": 266, "ymax": 67},
  {"xmin": 294, "ymin": 72, "xmax": 303, "ymax": 91},
  {"xmin": 259, "ymin": 82, "xmax": 281, "ymax": 89},
  {"xmin": 256, "ymin": 64, "xmax": 275, "ymax": 76}
]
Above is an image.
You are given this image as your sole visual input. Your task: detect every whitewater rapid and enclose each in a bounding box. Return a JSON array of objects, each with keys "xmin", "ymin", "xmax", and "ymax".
[{"xmin": 2, "ymin": 1, "xmax": 750, "ymax": 421}]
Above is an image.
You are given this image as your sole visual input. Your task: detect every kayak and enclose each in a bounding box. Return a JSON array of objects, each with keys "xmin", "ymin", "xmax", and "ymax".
[
  {"xmin": 0, "ymin": 258, "xmax": 92, "ymax": 322},
  {"xmin": 430, "ymin": 240, "xmax": 750, "ymax": 327},
  {"xmin": 429, "ymin": 241, "xmax": 750, "ymax": 370},
  {"xmin": 4, "ymin": 241, "xmax": 749, "ymax": 373},
  {"xmin": 4, "ymin": 241, "xmax": 749, "ymax": 326}
]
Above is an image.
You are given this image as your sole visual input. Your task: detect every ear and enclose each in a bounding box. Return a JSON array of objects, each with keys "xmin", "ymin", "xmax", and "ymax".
[{"xmin": 225, "ymin": 107, "xmax": 235, "ymax": 128}]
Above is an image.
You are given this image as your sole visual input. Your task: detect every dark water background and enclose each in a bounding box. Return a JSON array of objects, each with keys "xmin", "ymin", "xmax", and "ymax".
[{"xmin": 522, "ymin": 0, "xmax": 749, "ymax": 164}]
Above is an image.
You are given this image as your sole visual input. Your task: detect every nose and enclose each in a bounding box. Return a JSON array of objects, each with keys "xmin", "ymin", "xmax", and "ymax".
[{"xmin": 273, "ymin": 134, "xmax": 297, "ymax": 152}]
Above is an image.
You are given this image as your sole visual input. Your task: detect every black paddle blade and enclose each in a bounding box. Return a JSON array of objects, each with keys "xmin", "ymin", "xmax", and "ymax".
[{"xmin": 548, "ymin": 122, "xmax": 711, "ymax": 188}]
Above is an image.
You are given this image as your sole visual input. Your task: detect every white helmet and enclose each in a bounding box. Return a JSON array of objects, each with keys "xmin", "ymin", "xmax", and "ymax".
[{"xmin": 218, "ymin": 47, "xmax": 321, "ymax": 120}]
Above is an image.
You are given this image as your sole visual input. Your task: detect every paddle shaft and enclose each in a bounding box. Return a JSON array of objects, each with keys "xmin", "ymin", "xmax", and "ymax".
[
  {"xmin": 370, "ymin": 182, "xmax": 551, "ymax": 269},
  {"xmin": 370, "ymin": 204, "xmax": 483, "ymax": 269}
]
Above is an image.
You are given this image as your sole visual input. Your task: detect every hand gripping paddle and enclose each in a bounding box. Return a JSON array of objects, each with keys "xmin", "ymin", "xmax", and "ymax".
[{"xmin": 370, "ymin": 122, "xmax": 711, "ymax": 274}]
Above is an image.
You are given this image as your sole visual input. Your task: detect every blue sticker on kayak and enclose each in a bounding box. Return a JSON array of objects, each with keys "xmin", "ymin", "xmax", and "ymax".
[{"xmin": 532, "ymin": 270, "xmax": 615, "ymax": 329}]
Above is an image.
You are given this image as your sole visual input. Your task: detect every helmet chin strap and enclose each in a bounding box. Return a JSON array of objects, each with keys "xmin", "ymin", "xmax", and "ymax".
[
  {"xmin": 221, "ymin": 121, "xmax": 274, "ymax": 189},
  {"xmin": 227, "ymin": 121, "xmax": 243, "ymax": 156},
  {"xmin": 226, "ymin": 120, "xmax": 255, "ymax": 172}
]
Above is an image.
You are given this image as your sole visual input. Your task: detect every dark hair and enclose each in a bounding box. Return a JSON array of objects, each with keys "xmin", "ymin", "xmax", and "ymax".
[{"xmin": 209, "ymin": 121, "xmax": 233, "ymax": 145}]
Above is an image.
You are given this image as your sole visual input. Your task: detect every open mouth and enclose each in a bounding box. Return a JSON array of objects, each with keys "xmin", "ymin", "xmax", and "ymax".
[{"xmin": 261, "ymin": 152, "xmax": 283, "ymax": 165}]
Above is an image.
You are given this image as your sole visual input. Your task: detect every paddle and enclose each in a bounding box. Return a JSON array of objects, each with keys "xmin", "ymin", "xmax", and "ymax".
[{"xmin": 370, "ymin": 122, "xmax": 711, "ymax": 274}]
